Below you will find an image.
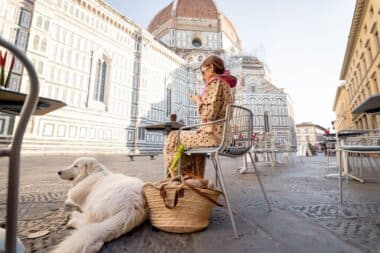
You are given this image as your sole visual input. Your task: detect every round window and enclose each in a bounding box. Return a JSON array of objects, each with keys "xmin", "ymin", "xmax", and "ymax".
[{"xmin": 192, "ymin": 38, "xmax": 202, "ymax": 48}]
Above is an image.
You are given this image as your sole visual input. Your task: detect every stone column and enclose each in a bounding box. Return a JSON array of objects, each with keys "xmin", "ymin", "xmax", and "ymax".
[
  {"xmin": 366, "ymin": 114, "xmax": 374, "ymax": 130},
  {"xmin": 362, "ymin": 117, "xmax": 368, "ymax": 130},
  {"xmin": 376, "ymin": 115, "xmax": 380, "ymax": 129}
]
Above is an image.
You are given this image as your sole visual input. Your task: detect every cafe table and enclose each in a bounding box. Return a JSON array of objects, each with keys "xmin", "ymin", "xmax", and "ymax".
[
  {"xmin": 325, "ymin": 130, "xmax": 368, "ymax": 182},
  {"xmin": 144, "ymin": 121, "xmax": 184, "ymax": 135},
  {"xmin": 0, "ymin": 88, "xmax": 66, "ymax": 116},
  {"xmin": 337, "ymin": 95, "xmax": 380, "ymax": 204}
]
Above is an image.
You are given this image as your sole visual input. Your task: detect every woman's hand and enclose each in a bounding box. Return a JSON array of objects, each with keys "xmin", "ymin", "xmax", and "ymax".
[{"xmin": 191, "ymin": 95, "xmax": 202, "ymax": 104}]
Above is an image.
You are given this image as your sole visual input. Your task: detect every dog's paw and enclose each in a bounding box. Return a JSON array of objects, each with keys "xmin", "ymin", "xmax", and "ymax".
[
  {"xmin": 66, "ymin": 211, "xmax": 85, "ymax": 229},
  {"xmin": 64, "ymin": 200, "xmax": 81, "ymax": 213},
  {"xmin": 238, "ymin": 167, "xmax": 248, "ymax": 174},
  {"xmin": 66, "ymin": 219, "xmax": 77, "ymax": 229},
  {"xmin": 64, "ymin": 199, "xmax": 76, "ymax": 207}
]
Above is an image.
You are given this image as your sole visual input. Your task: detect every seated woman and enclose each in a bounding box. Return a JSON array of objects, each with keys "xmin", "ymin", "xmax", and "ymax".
[{"xmin": 164, "ymin": 55, "xmax": 237, "ymax": 178}]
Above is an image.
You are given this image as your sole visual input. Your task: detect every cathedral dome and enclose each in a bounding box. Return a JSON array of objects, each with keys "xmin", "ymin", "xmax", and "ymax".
[
  {"xmin": 147, "ymin": 0, "xmax": 241, "ymax": 52},
  {"xmin": 148, "ymin": 0, "xmax": 219, "ymax": 33}
]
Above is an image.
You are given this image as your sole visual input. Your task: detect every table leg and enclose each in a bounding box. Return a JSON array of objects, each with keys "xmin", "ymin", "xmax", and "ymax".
[{"xmin": 238, "ymin": 154, "xmax": 248, "ymax": 174}]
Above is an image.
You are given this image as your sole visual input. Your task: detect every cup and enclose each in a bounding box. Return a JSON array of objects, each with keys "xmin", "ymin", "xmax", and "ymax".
[{"xmin": 170, "ymin": 113, "xmax": 177, "ymax": 122}]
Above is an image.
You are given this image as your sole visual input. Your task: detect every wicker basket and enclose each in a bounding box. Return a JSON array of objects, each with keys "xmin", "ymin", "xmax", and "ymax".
[{"xmin": 143, "ymin": 179, "xmax": 222, "ymax": 233}]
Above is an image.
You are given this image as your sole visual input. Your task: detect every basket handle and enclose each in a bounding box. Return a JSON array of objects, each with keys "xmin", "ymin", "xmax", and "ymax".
[
  {"xmin": 182, "ymin": 180, "xmax": 224, "ymax": 207},
  {"xmin": 159, "ymin": 186, "xmax": 184, "ymax": 209}
]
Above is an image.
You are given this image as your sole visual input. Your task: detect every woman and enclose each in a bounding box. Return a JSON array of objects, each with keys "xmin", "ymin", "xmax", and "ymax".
[{"xmin": 164, "ymin": 55, "xmax": 236, "ymax": 178}]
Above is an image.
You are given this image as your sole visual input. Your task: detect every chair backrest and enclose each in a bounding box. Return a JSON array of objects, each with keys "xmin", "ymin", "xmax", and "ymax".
[
  {"xmin": 0, "ymin": 37, "xmax": 38, "ymax": 253},
  {"xmin": 219, "ymin": 105, "xmax": 253, "ymax": 157}
]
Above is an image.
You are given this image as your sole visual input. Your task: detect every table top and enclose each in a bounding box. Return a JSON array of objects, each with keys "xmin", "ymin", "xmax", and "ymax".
[
  {"xmin": 352, "ymin": 93, "xmax": 380, "ymax": 114},
  {"xmin": 144, "ymin": 121, "xmax": 184, "ymax": 131},
  {"xmin": 337, "ymin": 130, "xmax": 367, "ymax": 137},
  {"xmin": 324, "ymin": 130, "xmax": 367, "ymax": 138},
  {"xmin": 0, "ymin": 89, "xmax": 66, "ymax": 115}
]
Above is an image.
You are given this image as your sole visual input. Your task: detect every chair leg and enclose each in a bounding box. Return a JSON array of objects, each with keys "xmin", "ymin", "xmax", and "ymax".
[
  {"xmin": 238, "ymin": 153, "xmax": 248, "ymax": 174},
  {"xmin": 213, "ymin": 154, "xmax": 238, "ymax": 239},
  {"xmin": 248, "ymin": 152, "xmax": 271, "ymax": 212},
  {"xmin": 210, "ymin": 156, "xmax": 219, "ymax": 188},
  {"xmin": 346, "ymin": 152, "xmax": 350, "ymax": 184},
  {"xmin": 339, "ymin": 150, "xmax": 343, "ymax": 206}
]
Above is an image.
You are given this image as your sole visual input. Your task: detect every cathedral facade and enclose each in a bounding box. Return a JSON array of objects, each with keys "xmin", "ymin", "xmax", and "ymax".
[{"xmin": 0, "ymin": 0, "xmax": 296, "ymax": 154}]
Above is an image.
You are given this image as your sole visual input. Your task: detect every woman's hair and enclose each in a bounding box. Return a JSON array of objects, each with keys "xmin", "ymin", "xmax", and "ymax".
[{"xmin": 201, "ymin": 55, "xmax": 225, "ymax": 74}]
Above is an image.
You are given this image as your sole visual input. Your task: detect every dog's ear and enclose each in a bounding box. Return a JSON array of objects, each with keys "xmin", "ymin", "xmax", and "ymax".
[{"xmin": 85, "ymin": 160, "xmax": 98, "ymax": 174}]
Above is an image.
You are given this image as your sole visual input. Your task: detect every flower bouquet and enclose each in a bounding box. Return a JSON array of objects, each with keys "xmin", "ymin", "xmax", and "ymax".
[{"xmin": 0, "ymin": 49, "xmax": 15, "ymax": 89}]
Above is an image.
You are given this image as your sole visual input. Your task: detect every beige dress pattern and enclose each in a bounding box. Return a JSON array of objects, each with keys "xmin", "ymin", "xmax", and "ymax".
[{"xmin": 164, "ymin": 78, "xmax": 234, "ymax": 177}]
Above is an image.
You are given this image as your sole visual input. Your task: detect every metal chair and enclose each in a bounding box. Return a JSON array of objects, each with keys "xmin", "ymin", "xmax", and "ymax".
[
  {"xmin": 177, "ymin": 105, "xmax": 271, "ymax": 238},
  {"xmin": 0, "ymin": 37, "xmax": 39, "ymax": 253},
  {"xmin": 338, "ymin": 129, "xmax": 380, "ymax": 205}
]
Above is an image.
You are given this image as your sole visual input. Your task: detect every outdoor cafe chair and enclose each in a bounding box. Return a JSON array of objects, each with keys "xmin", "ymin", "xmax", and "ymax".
[
  {"xmin": 177, "ymin": 105, "xmax": 271, "ymax": 238},
  {"xmin": 0, "ymin": 37, "xmax": 40, "ymax": 253}
]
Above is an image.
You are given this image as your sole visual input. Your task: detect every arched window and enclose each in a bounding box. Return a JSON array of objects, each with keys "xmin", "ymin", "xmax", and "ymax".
[
  {"xmin": 36, "ymin": 16, "xmax": 43, "ymax": 27},
  {"xmin": 37, "ymin": 61, "xmax": 43, "ymax": 75},
  {"xmin": 67, "ymin": 50, "xmax": 72, "ymax": 65},
  {"xmin": 41, "ymin": 38, "xmax": 47, "ymax": 52},
  {"xmin": 276, "ymin": 98, "xmax": 285, "ymax": 105},
  {"xmin": 33, "ymin": 35, "xmax": 39, "ymax": 49},
  {"xmin": 94, "ymin": 60, "xmax": 107, "ymax": 102},
  {"xmin": 262, "ymin": 98, "xmax": 270, "ymax": 105},
  {"xmin": 44, "ymin": 20, "xmax": 50, "ymax": 31}
]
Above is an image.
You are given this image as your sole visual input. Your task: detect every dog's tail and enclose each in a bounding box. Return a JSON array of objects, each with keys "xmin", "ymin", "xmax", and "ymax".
[{"xmin": 51, "ymin": 210, "xmax": 145, "ymax": 253}]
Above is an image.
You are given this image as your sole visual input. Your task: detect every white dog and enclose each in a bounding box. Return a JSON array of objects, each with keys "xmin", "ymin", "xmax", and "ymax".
[{"xmin": 52, "ymin": 157, "xmax": 147, "ymax": 253}]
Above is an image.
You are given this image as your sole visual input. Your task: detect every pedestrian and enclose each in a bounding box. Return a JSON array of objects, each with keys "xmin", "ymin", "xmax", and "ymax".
[{"xmin": 164, "ymin": 55, "xmax": 236, "ymax": 178}]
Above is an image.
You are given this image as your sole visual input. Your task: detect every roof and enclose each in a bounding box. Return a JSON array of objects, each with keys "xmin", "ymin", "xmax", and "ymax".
[
  {"xmin": 176, "ymin": 0, "xmax": 219, "ymax": 19},
  {"xmin": 332, "ymin": 84, "xmax": 346, "ymax": 111},
  {"xmin": 340, "ymin": 0, "xmax": 367, "ymax": 79},
  {"xmin": 296, "ymin": 123, "xmax": 328, "ymax": 132},
  {"xmin": 147, "ymin": 0, "xmax": 240, "ymax": 48},
  {"xmin": 147, "ymin": 2, "xmax": 173, "ymax": 33},
  {"xmin": 221, "ymin": 14, "xmax": 241, "ymax": 48},
  {"xmin": 148, "ymin": 0, "xmax": 219, "ymax": 33}
]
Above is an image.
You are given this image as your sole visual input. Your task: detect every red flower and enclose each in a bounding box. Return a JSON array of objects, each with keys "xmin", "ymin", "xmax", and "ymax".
[
  {"xmin": 4, "ymin": 55, "xmax": 15, "ymax": 88},
  {"xmin": 0, "ymin": 50, "xmax": 16, "ymax": 88},
  {"xmin": 0, "ymin": 50, "xmax": 7, "ymax": 67}
]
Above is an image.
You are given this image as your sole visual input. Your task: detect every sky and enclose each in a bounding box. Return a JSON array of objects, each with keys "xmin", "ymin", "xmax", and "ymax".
[{"xmin": 106, "ymin": 0, "xmax": 356, "ymax": 129}]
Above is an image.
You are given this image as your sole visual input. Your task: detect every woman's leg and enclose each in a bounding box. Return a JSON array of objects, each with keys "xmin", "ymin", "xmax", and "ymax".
[{"xmin": 163, "ymin": 131, "xmax": 206, "ymax": 178}]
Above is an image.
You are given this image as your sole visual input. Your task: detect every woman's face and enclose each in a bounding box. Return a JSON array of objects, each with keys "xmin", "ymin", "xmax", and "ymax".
[{"xmin": 200, "ymin": 65, "xmax": 215, "ymax": 83}]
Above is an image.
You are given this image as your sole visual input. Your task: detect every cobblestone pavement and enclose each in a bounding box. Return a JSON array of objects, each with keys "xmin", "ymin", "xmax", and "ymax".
[{"xmin": 1, "ymin": 154, "xmax": 380, "ymax": 252}]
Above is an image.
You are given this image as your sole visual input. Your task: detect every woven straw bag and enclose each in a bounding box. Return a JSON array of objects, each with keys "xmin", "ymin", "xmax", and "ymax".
[{"xmin": 143, "ymin": 177, "xmax": 223, "ymax": 233}]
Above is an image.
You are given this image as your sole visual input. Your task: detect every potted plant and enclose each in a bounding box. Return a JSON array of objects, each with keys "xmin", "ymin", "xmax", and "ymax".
[{"xmin": 0, "ymin": 49, "xmax": 15, "ymax": 89}]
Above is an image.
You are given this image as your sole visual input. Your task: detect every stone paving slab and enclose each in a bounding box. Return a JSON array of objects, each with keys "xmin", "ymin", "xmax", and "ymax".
[{"xmin": 1, "ymin": 154, "xmax": 380, "ymax": 252}]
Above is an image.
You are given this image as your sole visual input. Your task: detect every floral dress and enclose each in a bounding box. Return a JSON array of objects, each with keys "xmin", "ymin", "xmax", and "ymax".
[{"xmin": 164, "ymin": 78, "xmax": 234, "ymax": 178}]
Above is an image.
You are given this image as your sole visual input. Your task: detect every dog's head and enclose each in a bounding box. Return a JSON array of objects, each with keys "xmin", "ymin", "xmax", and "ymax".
[{"xmin": 57, "ymin": 157, "xmax": 106, "ymax": 185}]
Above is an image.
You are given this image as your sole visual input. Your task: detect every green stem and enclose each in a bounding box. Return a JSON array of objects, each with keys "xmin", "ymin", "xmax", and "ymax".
[{"xmin": 0, "ymin": 65, "xmax": 4, "ymax": 87}]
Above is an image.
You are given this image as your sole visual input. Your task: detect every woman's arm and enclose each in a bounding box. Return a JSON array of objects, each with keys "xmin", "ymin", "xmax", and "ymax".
[{"xmin": 197, "ymin": 80, "xmax": 224, "ymax": 121}]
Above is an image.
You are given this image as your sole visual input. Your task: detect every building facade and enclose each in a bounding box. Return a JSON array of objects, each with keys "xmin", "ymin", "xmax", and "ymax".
[
  {"xmin": 337, "ymin": 0, "xmax": 380, "ymax": 130},
  {"xmin": 231, "ymin": 56, "xmax": 296, "ymax": 145},
  {"xmin": 296, "ymin": 123, "xmax": 327, "ymax": 147},
  {"xmin": 0, "ymin": 0, "xmax": 296, "ymax": 153},
  {"xmin": 148, "ymin": 0, "xmax": 297, "ymax": 146},
  {"xmin": 332, "ymin": 84, "xmax": 353, "ymax": 131}
]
